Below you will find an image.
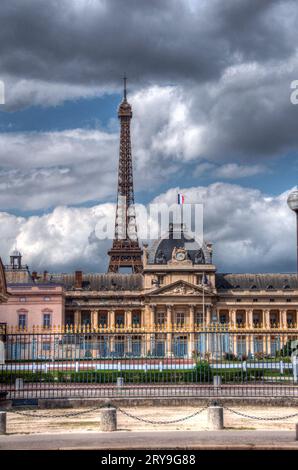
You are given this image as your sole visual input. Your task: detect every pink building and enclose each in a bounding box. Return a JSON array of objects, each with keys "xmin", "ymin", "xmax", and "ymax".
[{"xmin": 0, "ymin": 251, "xmax": 64, "ymax": 330}]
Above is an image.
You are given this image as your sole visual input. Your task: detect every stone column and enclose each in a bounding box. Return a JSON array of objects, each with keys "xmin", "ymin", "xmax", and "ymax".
[
  {"xmin": 147, "ymin": 305, "xmax": 156, "ymax": 355},
  {"xmin": 206, "ymin": 305, "xmax": 211, "ymax": 326},
  {"xmin": 92, "ymin": 310, "xmax": 98, "ymax": 330},
  {"xmin": 189, "ymin": 305, "xmax": 195, "ymax": 358},
  {"xmin": 166, "ymin": 305, "xmax": 173, "ymax": 357},
  {"xmin": 74, "ymin": 310, "xmax": 81, "ymax": 327},
  {"xmin": 150, "ymin": 305, "xmax": 156, "ymax": 328},
  {"xmin": 263, "ymin": 309, "xmax": 270, "ymax": 329},
  {"xmin": 125, "ymin": 310, "xmax": 132, "ymax": 329},
  {"xmin": 247, "ymin": 309, "xmax": 253, "ymax": 329},
  {"xmin": 281, "ymin": 309, "xmax": 287, "ymax": 329},
  {"xmin": 108, "ymin": 310, "xmax": 115, "ymax": 329},
  {"xmin": 230, "ymin": 309, "xmax": 236, "ymax": 328}
]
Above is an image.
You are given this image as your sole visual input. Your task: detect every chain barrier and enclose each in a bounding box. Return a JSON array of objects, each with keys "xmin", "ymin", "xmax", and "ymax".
[
  {"xmin": 117, "ymin": 407, "xmax": 207, "ymax": 424},
  {"xmin": 223, "ymin": 406, "xmax": 298, "ymax": 421},
  {"xmin": 0, "ymin": 404, "xmax": 107, "ymax": 419},
  {"xmin": 2, "ymin": 403, "xmax": 298, "ymax": 423}
]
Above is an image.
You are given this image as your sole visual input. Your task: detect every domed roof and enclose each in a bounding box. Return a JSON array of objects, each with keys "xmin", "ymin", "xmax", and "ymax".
[{"xmin": 148, "ymin": 224, "xmax": 211, "ymax": 265}]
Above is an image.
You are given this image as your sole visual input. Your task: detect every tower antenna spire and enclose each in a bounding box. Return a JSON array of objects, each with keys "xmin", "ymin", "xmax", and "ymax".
[{"xmin": 123, "ymin": 74, "xmax": 127, "ymax": 101}]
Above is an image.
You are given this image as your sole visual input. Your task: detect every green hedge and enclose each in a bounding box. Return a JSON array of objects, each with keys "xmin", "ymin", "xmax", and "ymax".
[
  {"xmin": 0, "ymin": 363, "xmax": 271, "ymax": 385},
  {"xmin": 212, "ymin": 368, "xmax": 265, "ymax": 383}
]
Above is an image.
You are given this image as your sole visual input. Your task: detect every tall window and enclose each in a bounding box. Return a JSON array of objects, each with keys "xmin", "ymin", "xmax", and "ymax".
[
  {"xmin": 18, "ymin": 314, "xmax": 26, "ymax": 329},
  {"xmin": 43, "ymin": 313, "xmax": 51, "ymax": 328},
  {"xmin": 132, "ymin": 313, "xmax": 140, "ymax": 326},
  {"xmin": 99, "ymin": 313, "xmax": 107, "ymax": 327},
  {"xmin": 156, "ymin": 311, "xmax": 165, "ymax": 325},
  {"xmin": 116, "ymin": 313, "xmax": 124, "ymax": 326},
  {"xmin": 176, "ymin": 312, "xmax": 185, "ymax": 325}
]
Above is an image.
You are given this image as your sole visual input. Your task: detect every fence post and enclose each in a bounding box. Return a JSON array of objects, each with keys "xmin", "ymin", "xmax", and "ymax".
[
  {"xmin": 100, "ymin": 407, "xmax": 117, "ymax": 432},
  {"xmin": 293, "ymin": 357, "xmax": 298, "ymax": 384},
  {"xmin": 0, "ymin": 411, "xmax": 6, "ymax": 434},
  {"xmin": 208, "ymin": 404, "xmax": 224, "ymax": 430},
  {"xmin": 15, "ymin": 378, "xmax": 23, "ymax": 390},
  {"xmin": 213, "ymin": 375, "xmax": 222, "ymax": 387},
  {"xmin": 0, "ymin": 340, "xmax": 5, "ymax": 365}
]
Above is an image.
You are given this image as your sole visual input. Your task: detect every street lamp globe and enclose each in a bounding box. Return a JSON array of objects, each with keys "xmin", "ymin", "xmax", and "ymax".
[{"xmin": 287, "ymin": 190, "xmax": 298, "ymax": 213}]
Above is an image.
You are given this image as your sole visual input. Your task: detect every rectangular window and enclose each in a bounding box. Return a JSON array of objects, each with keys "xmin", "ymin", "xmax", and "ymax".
[
  {"xmin": 195, "ymin": 312, "xmax": 203, "ymax": 324},
  {"xmin": 43, "ymin": 313, "xmax": 51, "ymax": 328},
  {"xmin": 156, "ymin": 311, "xmax": 165, "ymax": 325},
  {"xmin": 18, "ymin": 314, "xmax": 26, "ymax": 329},
  {"xmin": 116, "ymin": 314, "xmax": 124, "ymax": 326},
  {"xmin": 176, "ymin": 312, "xmax": 185, "ymax": 325},
  {"xmin": 99, "ymin": 314, "xmax": 107, "ymax": 327},
  {"xmin": 132, "ymin": 313, "xmax": 140, "ymax": 326}
]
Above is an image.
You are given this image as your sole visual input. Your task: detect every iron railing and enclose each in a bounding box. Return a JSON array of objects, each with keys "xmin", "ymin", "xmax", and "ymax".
[{"xmin": 0, "ymin": 329, "xmax": 298, "ymax": 400}]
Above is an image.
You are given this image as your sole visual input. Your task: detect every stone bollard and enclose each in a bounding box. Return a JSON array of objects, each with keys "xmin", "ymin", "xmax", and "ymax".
[
  {"xmin": 100, "ymin": 407, "xmax": 117, "ymax": 432},
  {"xmin": 117, "ymin": 377, "xmax": 124, "ymax": 387},
  {"xmin": 0, "ymin": 411, "xmax": 6, "ymax": 434},
  {"xmin": 208, "ymin": 405, "xmax": 224, "ymax": 430},
  {"xmin": 296, "ymin": 423, "xmax": 298, "ymax": 441},
  {"xmin": 15, "ymin": 378, "xmax": 24, "ymax": 390}
]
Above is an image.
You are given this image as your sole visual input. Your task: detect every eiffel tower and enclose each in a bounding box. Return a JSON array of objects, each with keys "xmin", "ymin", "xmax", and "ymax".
[{"xmin": 107, "ymin": 77, "xmax": 143, "ymax": 273}]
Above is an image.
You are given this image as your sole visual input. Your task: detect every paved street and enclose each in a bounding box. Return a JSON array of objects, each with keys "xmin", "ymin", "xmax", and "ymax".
[{"xmin": 0, "ymin": 430, "xmax": 297, "ymax": 450}]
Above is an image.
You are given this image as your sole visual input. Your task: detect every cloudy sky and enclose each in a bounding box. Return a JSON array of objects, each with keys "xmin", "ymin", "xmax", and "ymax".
[{"xmin": 0, "ymin": 0, "xmax": 298, "ymax": 274}]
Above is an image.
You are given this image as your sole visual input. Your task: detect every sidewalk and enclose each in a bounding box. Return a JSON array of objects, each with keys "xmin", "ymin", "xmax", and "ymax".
[{"xmin": 0, "ymin": 430, "xmax": 297, "ymax": 450}]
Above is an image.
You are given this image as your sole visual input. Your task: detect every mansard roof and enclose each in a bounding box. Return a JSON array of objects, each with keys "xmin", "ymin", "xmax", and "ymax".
[
  {"xmin": 216, "ymin": 273, "xmax": 298, "ymax": 290},
  {"xmin": 48, "ymin": 273, "xmax": 143, "ymax": 291}
]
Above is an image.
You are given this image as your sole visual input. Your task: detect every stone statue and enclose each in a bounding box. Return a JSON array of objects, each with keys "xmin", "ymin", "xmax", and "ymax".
[{"xmin": 194, "ymin": 248, "xmax": 205, "ymax": 264}]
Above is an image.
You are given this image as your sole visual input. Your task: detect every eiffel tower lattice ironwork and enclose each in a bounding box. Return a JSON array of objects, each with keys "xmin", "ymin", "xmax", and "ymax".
[{"xmin": 107, "ymin": 77, "xmax": 143, "ymax": 273}]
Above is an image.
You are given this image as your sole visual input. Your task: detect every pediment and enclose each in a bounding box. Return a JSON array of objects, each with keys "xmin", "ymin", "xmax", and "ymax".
[{"xmin": 149, "ymin": 280, "xmax": 214, "ymax": 297}]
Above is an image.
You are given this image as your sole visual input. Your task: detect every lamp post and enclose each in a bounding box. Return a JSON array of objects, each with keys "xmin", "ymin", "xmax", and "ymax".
[{"xmin": 287, "ymin": 190, "xmax": 298, "ymax": 273}]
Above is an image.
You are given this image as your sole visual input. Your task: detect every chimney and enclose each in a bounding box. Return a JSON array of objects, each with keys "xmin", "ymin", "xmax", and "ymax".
[{"xmin": 75, "ymin": 270, "xmax": 83, "ymax": 289}]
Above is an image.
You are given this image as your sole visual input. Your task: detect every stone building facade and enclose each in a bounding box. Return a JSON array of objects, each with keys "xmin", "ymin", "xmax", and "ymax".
[{"xmin": 0, "ymin": 224, "xmax": 297, "ymax": 359}]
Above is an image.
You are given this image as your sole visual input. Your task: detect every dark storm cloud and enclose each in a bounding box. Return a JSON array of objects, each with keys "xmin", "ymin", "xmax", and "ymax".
[
  {"xmin": 0, "ymin": 0, "xmax": 296, "ymax": 88},
  {"xmin": 0, "ymin": 0, "xmax": 298, "ymax": 201}
]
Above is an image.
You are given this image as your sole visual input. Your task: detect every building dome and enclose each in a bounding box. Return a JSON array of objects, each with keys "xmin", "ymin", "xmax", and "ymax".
[{"xmin": 148, "ymin": 223, "xmax": 212, "ymax": 265}]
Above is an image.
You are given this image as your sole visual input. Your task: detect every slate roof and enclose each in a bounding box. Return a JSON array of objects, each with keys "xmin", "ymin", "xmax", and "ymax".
[
  {"xmin": 47, "ymin": 273, "xmax": 143, "ymax": 291},
  {"xmin": 216, "ymin": 273, "xmax": 298, "ymax": 290}
]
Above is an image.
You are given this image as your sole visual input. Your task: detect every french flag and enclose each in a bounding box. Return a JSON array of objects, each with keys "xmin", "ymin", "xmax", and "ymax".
[{"xmin": 177, "ymin": 193, "xmax": 185, "ymax": 205}]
